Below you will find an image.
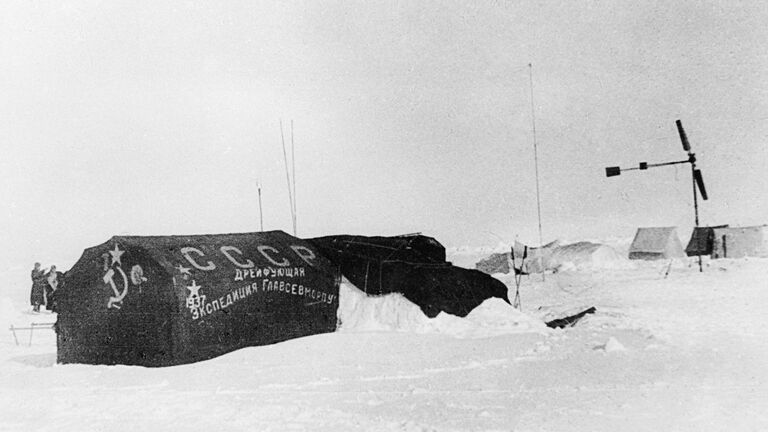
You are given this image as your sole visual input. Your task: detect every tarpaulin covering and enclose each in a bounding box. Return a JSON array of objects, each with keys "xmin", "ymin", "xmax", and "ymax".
[
  {"xmin": 56, "ymin": 231, "xmax": 340, "ymax": 367},
  {"xmin": 310, "ymin": 234, "xmax": 446, "ymax": 264},
  {"xmin": 711, "ymin": 225, "xmax": 768, "ymax": 258},
  {"xmin": 308, "ymin": 234, "xmax": 508, "ymax": 318},
  {"xmin": 475, "ymin": 252, "xmax": 512, "ymax": 275},
  {"xmin": 686, "ymin": 225, "xmax": 728, "ymax": 257},
  {"xmin": 476, "ymin": 241, "xmax": 626, "ymax": 274}
]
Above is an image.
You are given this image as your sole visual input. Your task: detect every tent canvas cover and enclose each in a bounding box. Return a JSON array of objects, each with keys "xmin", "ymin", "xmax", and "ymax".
[
  {"xmin": 512, "ymin": 240, "xmax": 560, "ymax": 274},
  {"xmin": 476, "ymin": 241, "xmax": 626, "ymax": 274},
  {"xmin": 307, "ymin": 234, "xmax": 508, "ymax": 318},
  {"xmin": 474, "ymin": 240, "xmax": 561, "ymax": 275},
  {"xmin": 56, "ymin": 231, "xmax": 340, "ymax": 367},
  {"xmin": 686, "ymin": 225, "xmax": 729, "ymax": 257},
  {"xmin": 628, "ymin": 227, "xmax": 686, "ymax": 260},
  {"xmin": 711, "ymin": 225, "xmax": 768, "ymax": 258}
]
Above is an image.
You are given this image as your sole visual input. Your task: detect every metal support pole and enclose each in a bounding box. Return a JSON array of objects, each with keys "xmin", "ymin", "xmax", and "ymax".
[
  {"xmin": 692, "ymin": 163, "xmax": 703, "ymax": 272},
  {"xmin": 258, "ymin": 185, "xmax": 264, "ymax": 231},
  {"xmin": 528, "ymin": 63, "xmax": 545, "ymax": 282},
  {"xmin": 9, "ymin": 325, "xmax": 19, "ymax": 346}
]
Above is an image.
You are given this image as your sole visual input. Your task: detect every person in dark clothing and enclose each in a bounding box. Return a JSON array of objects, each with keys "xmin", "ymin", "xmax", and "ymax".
[
  {"xmin": 44, "ymin": 265, "xmax": 62, "ymax": 312},
  {"xmin": 30, "ymin": 262, "xmax": 46, "ymax": 312}
]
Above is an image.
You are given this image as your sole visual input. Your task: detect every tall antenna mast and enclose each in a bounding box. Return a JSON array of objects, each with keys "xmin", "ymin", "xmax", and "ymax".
[
  {"xmin": 528, "ymin": 63, "xmax": 544, "ymax": 251},
  {"xmin": 279, "ymin": 120, "xmax": 296, "ymax": 236},
  {"xmin": 291, "ymin": 120, "xmax": 297, "ymax": 236},
  {"xmin": 257, "ymin": 180, "xmax": 264, "ymax": 231}
]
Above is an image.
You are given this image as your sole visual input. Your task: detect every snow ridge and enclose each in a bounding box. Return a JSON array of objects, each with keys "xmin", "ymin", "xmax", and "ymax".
[{"xmin": 336, "ymin": 278, "xmax": 547, "ymax": 337}]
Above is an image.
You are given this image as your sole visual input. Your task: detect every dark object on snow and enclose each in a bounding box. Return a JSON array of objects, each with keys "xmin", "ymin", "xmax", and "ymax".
[
  {"xmin": 545, "ymin": 307, "xmax": 597, "ymax": 329},
  {"xmin": 56, "ymin": 231, "xmax": 340, "ymax": 367},
  {"xmin": 307, "ymin": 234, "xmax": 509, "ymax": 318}
]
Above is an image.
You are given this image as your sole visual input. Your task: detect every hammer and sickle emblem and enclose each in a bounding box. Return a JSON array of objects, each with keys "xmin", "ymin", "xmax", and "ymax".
[{"xmin": 104, "ymin": 266, "xmax": 129, "ymax": 309}]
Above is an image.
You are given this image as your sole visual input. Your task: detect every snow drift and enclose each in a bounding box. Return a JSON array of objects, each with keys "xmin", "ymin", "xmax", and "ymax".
[
  {"xmin": 475, "ymin": 241, "xmax": 631, "ymax": 274},
  {"xmin": 336, "ymin": 277, "xmax": 546, "ymax": 338}
]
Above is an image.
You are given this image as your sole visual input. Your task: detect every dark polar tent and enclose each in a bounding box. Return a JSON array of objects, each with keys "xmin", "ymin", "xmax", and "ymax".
[
  {"xmin": 56, "ymin": 231, "xmax": 340, "ymax": 367},
  {"xmin": 307, "ymin": 234, "xmax": 509, "ymax": 318},
  {"xmin": 686, "ymin": 225, "xmax": 768, "ymax": 258},
  {"xmin": 685, "ymin": 225, "xmax": 729, "ymax": 257}
]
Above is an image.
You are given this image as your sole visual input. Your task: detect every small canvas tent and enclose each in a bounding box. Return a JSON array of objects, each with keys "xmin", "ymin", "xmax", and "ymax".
[
  {"xmin": 473, "ymin": 240, "xmax": 561, "ymax": 275},
  {"xmin": 512, "ymin": 240, "xmax": 560, "ymax": 274},
  {"xmin": 476, "ymin": 241, "xmax": 626, "ymax": 274},
  {"xmin": 711, "ymin": 225, "xmax": 768, "ymax": 258},
  {"xmin": 628, "ymin": 227, "xmax": 686, "ymax": 260},
  {"xmin": 548, "ymin": 242, "xmax": 627, "ymax": 270},
  {"xmin": 308, "ymin": 234, "xmax": 508, "ymax": 318},
  {"xmin": 475, "ymin": 252, "xmax": 512, "ymax": 275},
  {"xmin": 56, "ymin": 231, "xmax": 340, "ymax": 367},
  {"xmin": 685, "ymin": 225, "xmax": 729, "ymax": 257}
]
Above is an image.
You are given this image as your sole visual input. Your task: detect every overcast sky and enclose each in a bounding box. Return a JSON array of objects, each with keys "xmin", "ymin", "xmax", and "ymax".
[{"xmin": 1, "ymin": 1, "xmax": 767, "ymax": 270}]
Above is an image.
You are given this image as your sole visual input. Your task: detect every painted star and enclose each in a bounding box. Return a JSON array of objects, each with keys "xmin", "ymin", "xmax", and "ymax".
[
  {"xmin": 186, "ymin": 280, "xmax": 202, "ymax": 298},
  {"xmin": 109, "ymin": 244, "xmax": 125, "ymax": 267},
  {"xmin": 176, "ymin": 264, "xmax": 192, "ymax": 276}
]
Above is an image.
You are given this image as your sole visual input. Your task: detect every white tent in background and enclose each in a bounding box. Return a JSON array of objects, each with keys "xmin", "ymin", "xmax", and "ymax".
[
  {"xmin": 547, "ymin": 242, "xmax": 629, "ymax": 271},
  {"xmin": 711, "ymin": 225, "xmax": 768, "ymax": 258},
  {"xmin": 513, "ymin": 240, "xmax": 560, "ymax": 274},
  {"xmin": 628, "ymin": 227, "xmax": 686, "ymax": 260},
  {"xmin": 476, "ymin": 241, "xmax": 628, "ymax": 274}
]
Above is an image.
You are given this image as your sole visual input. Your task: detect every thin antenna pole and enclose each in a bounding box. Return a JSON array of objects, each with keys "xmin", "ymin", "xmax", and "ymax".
[
  {"xmin": 291, "ymin": 120, "xmax": 297, "ymax": 236},
  {"xmin": 692, "ymin": 165, "xmax": 699, "ymax": 227},
  {"xmin": 692, "ymin": 163, "xmax": 702, "ymax": 272},
  {"xmin": 279, "ymin": 120, "xmax": 296, "ymax": 235},
  {"xmin": 257, "ymin": 181, "xmax": 264, "ymax": 231},
  {"xmin": 528, "ymin": 63, "xmax": 545, "ymax": 272}
]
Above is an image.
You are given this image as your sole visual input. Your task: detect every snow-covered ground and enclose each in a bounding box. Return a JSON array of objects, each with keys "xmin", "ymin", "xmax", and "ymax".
[{"xmin": 1, "ymin": 254, "xmax": 767, "ymax": 431}]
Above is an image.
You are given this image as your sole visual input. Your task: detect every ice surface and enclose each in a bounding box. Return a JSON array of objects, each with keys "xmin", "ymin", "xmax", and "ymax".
[{"xmin": 1, "ymin": 254, "xmax": 768, "ymax": 431}]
